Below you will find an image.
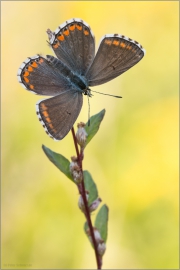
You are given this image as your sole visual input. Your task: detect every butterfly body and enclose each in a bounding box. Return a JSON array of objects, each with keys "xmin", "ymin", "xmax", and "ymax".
[
  {"xmin": 46, "ymin": 55, "xmax": 89, "ymax": 94},
  {"xmin": 17, "ymin": 18, "xmax": 145, "ymax": 141}
]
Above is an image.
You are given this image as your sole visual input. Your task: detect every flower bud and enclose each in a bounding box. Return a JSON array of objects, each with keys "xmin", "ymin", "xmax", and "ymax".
[
  {"xmin": 69, "ymin": 156, "xmax": 82, "ymax": 184},
  {"xmin": 78, "ymin": 195, "xmax": 85, "ymax": 212},
  {"xmin": 93, "ymin": 228, "xmax": 103, "ymax": 243},
  {"xmin": 97, "ymin": 241, "xmax": 106, "ymax": 256},
  {"xmin": 78, "ymin": 191, "xmax": 89, "ymax": 212},
  {"xmin": 76, "ymin": 122, "xmax": 88, "ymax": 148},
  {"xmin": 72, "ymin": 169, "xmax": 83, "ymax": 184},
  {"xmin": 89, "ymin": 198, "xmax": 102, "ymax": 213},
  {"xmin": 86, "ymin": 227, "xmax": 103, "ymax": 245},
  {"xmin": 69, "ymin": 156, "xmax": 79, "ymax": 173}
]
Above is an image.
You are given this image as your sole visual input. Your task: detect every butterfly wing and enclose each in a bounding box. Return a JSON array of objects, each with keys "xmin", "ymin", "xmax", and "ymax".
[
  {"xmin": 36, "ymin": 90, "xmax": 83, "ymax": 140},
  {"xmin": 17, "ymin": 55, "xmax": 76, "ymax": 96},
  {"xmin": 48, "ymin": 18, "xmax": 95, "ymax": 75},
  {"xmin": 86, "ymin": 34, "xmax": 145, "ymax": 87},
  {"xmin": 17, "ymin": 54, "xmax": 83, "ymax": 140}
]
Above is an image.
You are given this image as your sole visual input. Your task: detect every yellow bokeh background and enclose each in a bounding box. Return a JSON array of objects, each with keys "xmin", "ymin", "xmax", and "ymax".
[{"xmin": 2, "ymin": 1, "xmax": 179, "ymax": 269}]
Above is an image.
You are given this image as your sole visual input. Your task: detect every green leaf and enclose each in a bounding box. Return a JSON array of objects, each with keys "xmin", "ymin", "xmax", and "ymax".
[
  {"xmin": 84, "ymin": 221, "xmax": 89, "ymax": 234},
  {"xmin": 95, "ymin": 204, "xmax": 109, "ymax": 242},
  {"xmin": 84, "ymin": 109, "xmax": 105, "ymax": 147},
  {"xmin": 84, "ymin": 170, "xmax": 98, "ymax": 206},
  {"xmin": 42, "ymin": 145, "xmax": 73, "ymax": 181}
]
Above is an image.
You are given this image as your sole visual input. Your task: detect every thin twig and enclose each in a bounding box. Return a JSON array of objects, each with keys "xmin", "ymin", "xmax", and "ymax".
[{"xmin": 71, "ymin": 127, "xmax": 102, "ymax": 269}]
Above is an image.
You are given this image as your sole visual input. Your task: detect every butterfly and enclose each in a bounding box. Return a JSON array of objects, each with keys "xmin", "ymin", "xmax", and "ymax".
[{"xmin": 17, "ymin": 18, "xmax": 145, "ymax": 141}]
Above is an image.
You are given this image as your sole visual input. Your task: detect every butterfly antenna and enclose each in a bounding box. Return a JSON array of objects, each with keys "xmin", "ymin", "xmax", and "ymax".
[
  {"xmin": 46, "ymin": 40, "xmax": 51, "ymax": 47},
  {"xmin": 90, "ymin": 89, "xmax": 122, "ymax": 98},
  {"xmin": 87, "ymin": 96, "xmax": 91, "ymax": 126}
]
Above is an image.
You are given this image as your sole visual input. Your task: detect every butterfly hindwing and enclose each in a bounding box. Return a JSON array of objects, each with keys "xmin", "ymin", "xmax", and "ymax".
[{"xmin": 36, "ymin": 90, "xmax": 83, "ymax": 140}]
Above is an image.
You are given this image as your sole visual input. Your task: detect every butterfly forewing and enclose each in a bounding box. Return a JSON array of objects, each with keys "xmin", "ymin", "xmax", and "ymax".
[
  {"xmin": 17, "ymin": 55, "xmax": 74, "ymax": 96},
  {"xmin": 49, "ymin": 18, "xmax": 95, "ymax": 76},
  {"xmin": 86, "ymin": 35, "xmax": 145, "ymax": 86}
]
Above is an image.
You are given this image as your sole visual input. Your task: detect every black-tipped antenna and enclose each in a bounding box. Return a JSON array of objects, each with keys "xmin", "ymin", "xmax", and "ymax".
[{"xmin": 90, "ymin": 89, "xmax": 122, "ymax": 98}]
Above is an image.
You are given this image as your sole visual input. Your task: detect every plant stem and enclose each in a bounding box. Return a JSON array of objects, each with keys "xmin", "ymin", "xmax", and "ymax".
[
  {"xmin": 71, "ymin": 127, "xmax": 102, "ymax": 269},
  {"xmin": 71, "ymin": 126, "xmax": 80, "ymax": 157}
]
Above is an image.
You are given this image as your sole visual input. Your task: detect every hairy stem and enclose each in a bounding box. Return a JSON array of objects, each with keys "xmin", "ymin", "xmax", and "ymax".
[{"xmin": 71, "ymin": 127, "xmax": 102, "ymax": 269}]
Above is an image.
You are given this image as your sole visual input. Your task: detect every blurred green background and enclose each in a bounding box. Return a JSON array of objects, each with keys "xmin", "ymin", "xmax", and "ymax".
[{"xmin": 2, "ymin": 1, "xmax": 179, "ymax": 269}]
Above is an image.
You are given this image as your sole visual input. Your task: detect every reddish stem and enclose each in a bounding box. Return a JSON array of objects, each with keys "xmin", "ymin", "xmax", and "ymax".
[
  {"xmin": 71, "ymin": 127, "xmax": 102, "ymax": 269},
  {"xmin": 71, "ymin": 126, "xmax": 80, "ymax": 157}
]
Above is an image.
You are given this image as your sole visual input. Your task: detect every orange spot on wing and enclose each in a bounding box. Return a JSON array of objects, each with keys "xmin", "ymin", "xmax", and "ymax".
[
  {"xmin": 126, "ymin": 45, "xmax": 132, "ymax": 50},
  {"xmin": 29, "ymin": 84, "xmax": 34, "ymax": 90},
  {"xmin": 42, "ymin": 111, "xmax": 49, "ymax": 117},
  {"xmin": 48, "ymin": 123, "xmax": 54, "ymax": 129},
  {"xmin": 113, "ymin": 40, "xmax": 119, "ymax": 46},
  {"xmin": 24, "ymin": 77, "xmax": 29, "ymax": 83},
  {"xmin": 69, "ymin": 24, "xmax": 75, "ymax": 31},
  {"xmin": 31, "ymin": 61, "xmax": 38, "ymax": 68},
  {"xmin": 63, "ymin": 29, "xmax": 69, "ymax": 36},
  {"xmin": 23, "ymin": 71, "xmax": 29, "ymax": 76},
  {"xmin": 105, "ymin": 39, "xmax": 112, "ymax": 45},
  {"xmin": 28, "ymin": 66, "xmax": 33, "ymax": 72},
  {"xmin": 57, "ymin": 34, "xmax": 64, "ymax": 41},
  {"xmin": 46, "ymin": 117, "xmax": 51, "ymax": 123},
  {"xmin": 53, "ymin": 42, "xmax": 60, "ymax": 49},
  {"xmin": 120, "ymin": 42, "xmax": 126, "ymax": 48},
  {"xmin": 84, "ymin": 29, "xmax": 89, "ymax": 36},
  {"xmin": 76, "ymin": 23, "xmax": 82, "ymax": 31},
  {"xmin": 40, "ymin": 103, "xmax": 47, "ymax": 110},
  {"xmin": 39, "ymin": 58, "xmax": 44, "ymax": 63}
]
